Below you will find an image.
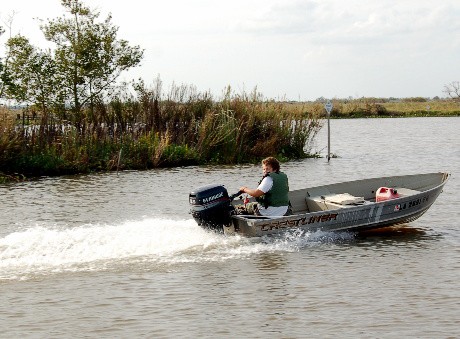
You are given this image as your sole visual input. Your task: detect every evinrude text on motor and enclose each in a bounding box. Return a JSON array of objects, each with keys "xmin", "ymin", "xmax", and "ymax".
[{"xmin": 189, "ymin": 184, "xmax": 241, "ymax": 233}]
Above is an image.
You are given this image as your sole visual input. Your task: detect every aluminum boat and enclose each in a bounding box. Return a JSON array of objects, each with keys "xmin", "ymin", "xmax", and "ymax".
[{"xmin": 189, "ymin": 172, "xmax": 449, "ymax": 237}]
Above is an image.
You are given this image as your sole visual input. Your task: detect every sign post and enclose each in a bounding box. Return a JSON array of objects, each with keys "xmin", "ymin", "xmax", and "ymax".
[{"xmin": 324, "ymin": 100, "xmax": 333, "ymax": 162}]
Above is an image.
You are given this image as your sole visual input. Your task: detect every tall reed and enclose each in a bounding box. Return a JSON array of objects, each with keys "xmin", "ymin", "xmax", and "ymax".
[{"xmin": 0, "ymin": 83, "xmax": 322, "ymax": 178}]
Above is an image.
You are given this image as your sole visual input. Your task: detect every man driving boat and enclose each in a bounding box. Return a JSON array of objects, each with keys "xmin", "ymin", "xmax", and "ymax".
[{"xmin": 239, "ymin": 157, "xmax": 291, "ymax": 216}]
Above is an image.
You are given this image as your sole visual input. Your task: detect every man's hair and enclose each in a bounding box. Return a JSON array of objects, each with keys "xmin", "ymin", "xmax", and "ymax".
[{"xmin": 262, "ymin": 157, "xmax": 280, "ymax": 172}]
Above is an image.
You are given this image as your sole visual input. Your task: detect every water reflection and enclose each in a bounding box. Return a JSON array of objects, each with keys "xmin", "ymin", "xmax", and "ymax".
[
  {"xmin": 254, "ymin": 253, "xmax": 287, "ymax": 271},
  {"xmin": 356, "ymin": 225, "xmax": 427, "ymax": 238},
  {"xmin": 354, "ymin": 225, "xmax": 439, "ymax": 251}
]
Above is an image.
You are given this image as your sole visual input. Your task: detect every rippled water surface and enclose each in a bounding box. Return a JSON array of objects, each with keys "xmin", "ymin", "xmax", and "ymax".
[{"xmin": 1, "ymin": 117, "xmax": 459, "ymax": 338}]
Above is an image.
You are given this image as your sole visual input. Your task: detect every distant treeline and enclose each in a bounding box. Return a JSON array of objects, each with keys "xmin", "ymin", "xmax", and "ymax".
[{"xmin": 293, "ymin": 97, "xmax": 460, "ymax": 118}]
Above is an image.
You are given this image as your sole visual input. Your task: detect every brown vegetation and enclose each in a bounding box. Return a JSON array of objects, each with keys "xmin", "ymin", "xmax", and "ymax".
[{"xmin": 0, "ymin": 84, "xmax": 322, "ymax": 181}]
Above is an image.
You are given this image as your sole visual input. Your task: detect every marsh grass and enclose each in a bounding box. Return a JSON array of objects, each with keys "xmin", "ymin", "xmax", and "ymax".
[
  {"xmin": 4, "ymin": 86, "xmax": 456, "ymax": 181},
  {"xmin": 0, "ymin": 84, "xmax": 321, "ymax": 178}
]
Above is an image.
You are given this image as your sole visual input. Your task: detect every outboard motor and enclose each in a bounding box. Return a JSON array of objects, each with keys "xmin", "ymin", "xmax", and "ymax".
[{"xmin": 189, "ymin": 184, "xmax": 235, "ymax": 232}]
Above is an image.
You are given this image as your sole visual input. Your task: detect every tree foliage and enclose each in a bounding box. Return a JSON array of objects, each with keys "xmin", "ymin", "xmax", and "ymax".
[
  {"xmin": 1, "ymin": 0, "xmax": 143, "ymax": 123},
  {"xmin": 40, "ymin": 0, "xmax": 144, "ymax": 121},
  {"xmin": 5, "ymin": 35, "xmax": 58, "ymax": 114}
]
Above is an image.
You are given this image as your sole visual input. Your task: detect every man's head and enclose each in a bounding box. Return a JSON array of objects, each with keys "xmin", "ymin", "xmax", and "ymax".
[{"xmin": 262, "ymin": 157, "xmax": 280, "ymax": 175}]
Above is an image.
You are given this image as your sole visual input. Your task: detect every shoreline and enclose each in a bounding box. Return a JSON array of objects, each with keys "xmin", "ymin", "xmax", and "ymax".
[{"xmin": 1, "ymin": 111, "xmax": 459, "ymax": 184}]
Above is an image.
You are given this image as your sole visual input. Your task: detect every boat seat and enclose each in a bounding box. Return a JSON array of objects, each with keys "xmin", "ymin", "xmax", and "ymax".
[
  {"xmin": 306, "ymin": 191, "xmax": 366, "ymax": 212},
  {"xmin": 324, "ymin": 193, "xmax": 364, "ymax": 205},
  {"xmin": 305, "ymin": 187, "xmax": 332, "ymax": 212}
]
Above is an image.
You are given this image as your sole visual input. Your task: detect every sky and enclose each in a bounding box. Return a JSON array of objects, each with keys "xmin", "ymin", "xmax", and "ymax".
[{"xmin": 1, "ymin": 0, "xmax": 459, "ymax": 101}]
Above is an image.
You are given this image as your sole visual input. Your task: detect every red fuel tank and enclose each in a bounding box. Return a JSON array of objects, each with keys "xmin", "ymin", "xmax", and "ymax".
[{"xmin": 376, "ymin": 187, "xmax": 400, "ymax": 202}]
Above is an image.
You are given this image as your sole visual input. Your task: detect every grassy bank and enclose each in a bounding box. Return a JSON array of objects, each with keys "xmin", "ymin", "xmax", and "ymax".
[
  {"xmin": 298, "ymin": 97, "xmax": 460, "ymax": 118},
  {"xmin": 2, "ymin": 91, "xmax": 459, "ymax": 183},
  {"xmin": 0, "ymin": 85, "xmax": 322, "ymax": 182}
]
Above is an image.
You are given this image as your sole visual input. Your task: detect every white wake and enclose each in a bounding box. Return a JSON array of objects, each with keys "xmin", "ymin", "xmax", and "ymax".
[{"xmin": 0, "ymin": 218, "xmax": 353, "ymax": 280}]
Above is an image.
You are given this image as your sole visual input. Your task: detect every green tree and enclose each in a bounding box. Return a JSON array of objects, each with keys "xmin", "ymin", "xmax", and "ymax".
[
  {"xmin": 40, "ymin": 0, "xmax": 144, "ymax": 125},
  {"xmin": 5, "ymin": 35, "xmax": 58, "ymax": 115}
]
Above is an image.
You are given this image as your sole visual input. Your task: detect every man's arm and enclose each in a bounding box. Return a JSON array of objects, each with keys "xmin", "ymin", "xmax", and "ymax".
[{"xmin": 239, "ymin": 187, "xmax": 265, "ymax": 197}]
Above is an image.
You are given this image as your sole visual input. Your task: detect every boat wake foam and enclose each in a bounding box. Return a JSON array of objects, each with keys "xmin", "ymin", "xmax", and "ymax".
[{"xmin": 0, "ymin": 218, "xmax": 354, "ymax": 280}]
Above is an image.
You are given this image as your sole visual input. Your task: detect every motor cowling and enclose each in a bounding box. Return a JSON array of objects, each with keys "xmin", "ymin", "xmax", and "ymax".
[{"xmin": 189, "ymin": 184, "xmax": 234, "ymax": 231}]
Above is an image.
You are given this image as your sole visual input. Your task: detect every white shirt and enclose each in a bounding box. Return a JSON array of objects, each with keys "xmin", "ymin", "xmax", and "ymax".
[{"xmin": 256, "ymin": 176, "xmax": 288, "ymax": 216}]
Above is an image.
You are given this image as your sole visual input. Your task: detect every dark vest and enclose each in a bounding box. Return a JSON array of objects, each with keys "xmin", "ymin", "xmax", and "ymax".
[{"xmin": 256, "ymin": 171, "xmax": 289, "ymax": 207}]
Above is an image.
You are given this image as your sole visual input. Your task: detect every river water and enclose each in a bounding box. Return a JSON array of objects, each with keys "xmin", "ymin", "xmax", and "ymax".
[{"xmin": 1, "ymin": 117, "xmax": 459, "ymax": 338}]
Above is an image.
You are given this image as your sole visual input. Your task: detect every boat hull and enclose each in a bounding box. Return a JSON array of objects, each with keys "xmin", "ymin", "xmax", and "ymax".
[{"xmin": 228, "ymin": 172, "xmax": 449, "ymax": 237}]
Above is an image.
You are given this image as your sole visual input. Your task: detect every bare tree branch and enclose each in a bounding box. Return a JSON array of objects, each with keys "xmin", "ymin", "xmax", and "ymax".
[{"xmin": 443, "ymin": 81, "xmax": 460, "ymax": 101}]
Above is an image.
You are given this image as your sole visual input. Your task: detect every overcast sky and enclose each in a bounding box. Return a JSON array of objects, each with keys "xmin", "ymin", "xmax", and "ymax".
[{"xmin": 1, "ymin": 0, "xmax": 459, "ymax": 100}]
